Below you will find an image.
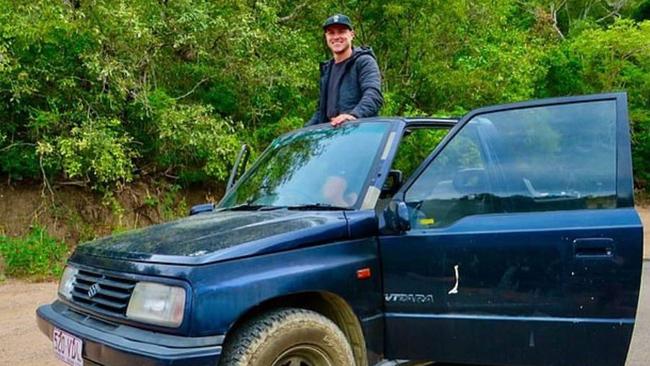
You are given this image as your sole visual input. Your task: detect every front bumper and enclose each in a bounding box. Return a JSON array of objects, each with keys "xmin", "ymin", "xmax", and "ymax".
[{"xmin": 37, "ymin": 301, "xmax": 223, "ymax": 366}]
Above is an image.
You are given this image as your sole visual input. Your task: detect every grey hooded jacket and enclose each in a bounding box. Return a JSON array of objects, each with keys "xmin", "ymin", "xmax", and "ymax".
[{"xmin": 305, "ymin": 47, "xmax": 383, "ymax": 126}]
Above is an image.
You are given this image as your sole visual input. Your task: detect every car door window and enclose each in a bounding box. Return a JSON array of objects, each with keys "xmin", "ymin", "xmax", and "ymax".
[
  {"xmin": 405, "ymin": 120, "xmax": 494, "ymax": 228},
  {"xmin": 391, "ymin": 127, "xmax": 450, "ymax": 181},
  {"xmin": 405, "ymin": 100, "xmax": 617, "ymax": 228}
]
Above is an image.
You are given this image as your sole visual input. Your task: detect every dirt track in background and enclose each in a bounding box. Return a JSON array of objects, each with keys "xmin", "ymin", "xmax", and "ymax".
[{"xmin": 2, "ymin": 207, "xmax": 649, "ymax": 366}]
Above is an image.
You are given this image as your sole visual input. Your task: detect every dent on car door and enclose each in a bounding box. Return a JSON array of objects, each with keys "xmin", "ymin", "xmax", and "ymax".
[{"xmin": 379, "ymin": 93, "xmax": 642, "ymax": 366}]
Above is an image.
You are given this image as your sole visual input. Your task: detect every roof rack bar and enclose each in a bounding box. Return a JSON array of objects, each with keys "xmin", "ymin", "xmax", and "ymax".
[
  {"xmin": 403, "ymin": 117, "xmax": 458, "ymax": 122},
  {"xmin": 403, "ymin": 117, "xmax": 459, "ymax": 126}
]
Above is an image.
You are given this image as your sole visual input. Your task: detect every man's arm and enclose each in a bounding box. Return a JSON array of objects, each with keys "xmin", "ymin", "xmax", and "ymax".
[{"xmin": 349, "ymin": 55, "xmax": 383, "ymax": 119}]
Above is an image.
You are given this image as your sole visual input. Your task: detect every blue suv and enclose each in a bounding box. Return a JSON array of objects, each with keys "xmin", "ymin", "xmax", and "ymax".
[{"xmin": 37, "ymin": 93, "xmax": 643, "ymax": 366}]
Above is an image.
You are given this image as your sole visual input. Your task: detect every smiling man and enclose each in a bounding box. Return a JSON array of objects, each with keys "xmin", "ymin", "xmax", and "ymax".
[{"xmin": 306, "ymin": 14, "xmax": 384, "ymax": 127}]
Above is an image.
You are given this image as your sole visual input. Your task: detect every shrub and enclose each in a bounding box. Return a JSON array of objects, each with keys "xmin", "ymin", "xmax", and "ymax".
[
  {"xmin": 52, "ymin": 118, "xmax": 138, "ymax": 186},
  {"xmin": 148, "ymin": 91, "xmax": 241, "ymax": 183},
  {"xmin": 0, "ymin": 255, "xmax": 5, "ymax": 281},
  {"xmin": 0, "ymin": 226, "xmax": 69, "ymax": 280}
]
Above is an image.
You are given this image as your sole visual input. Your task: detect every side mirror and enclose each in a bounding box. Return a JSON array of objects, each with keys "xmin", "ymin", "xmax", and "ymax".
[
  {"xmin": 226, "ymin": 144, "xmax": 250, "ymax": 192},
  {"xmin": 380, "ymin": 170, "xmax": 403, "ymax": 198},
  {"xmin": 383, "ymin": 199, "xmax": 411, "ymax": 233}
]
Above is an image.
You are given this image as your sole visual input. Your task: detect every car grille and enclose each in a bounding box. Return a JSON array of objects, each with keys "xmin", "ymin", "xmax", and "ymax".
[{"xmin": 71, "ymin": 268, "xmax": 137, "ymax": 317}]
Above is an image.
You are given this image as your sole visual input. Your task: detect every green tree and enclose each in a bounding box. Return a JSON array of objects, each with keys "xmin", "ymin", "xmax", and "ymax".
[{"xmin": 0, "ymin": 0, "xmax": 649, "ymax": 192}]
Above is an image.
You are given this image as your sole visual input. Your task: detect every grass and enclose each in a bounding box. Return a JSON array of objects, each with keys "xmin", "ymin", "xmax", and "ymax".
[{"xmin": 0, "ymin": 226, "xmax": 69, "ymax": 281}]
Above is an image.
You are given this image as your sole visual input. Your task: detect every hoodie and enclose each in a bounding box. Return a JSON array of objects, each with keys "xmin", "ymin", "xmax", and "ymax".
[{"xmin": 306, "ymin": 47, "xmax": 384, "ymax": 126}]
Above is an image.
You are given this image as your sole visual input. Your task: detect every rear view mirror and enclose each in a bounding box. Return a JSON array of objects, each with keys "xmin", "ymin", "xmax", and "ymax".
[{"xmin": 381, "ymin": 170, "xmax": 403, "ymax": 198}]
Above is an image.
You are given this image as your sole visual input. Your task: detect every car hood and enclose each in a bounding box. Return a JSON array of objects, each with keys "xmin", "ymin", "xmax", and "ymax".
[{"xmin": 73, "ymin": 210, "xmax": 349, "ymax": 265}]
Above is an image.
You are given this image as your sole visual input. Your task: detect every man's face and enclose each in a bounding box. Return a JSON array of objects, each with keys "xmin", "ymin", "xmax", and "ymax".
[{"xmin": 325, "ymin": 25, "xmax": 354, "ymax": 55}]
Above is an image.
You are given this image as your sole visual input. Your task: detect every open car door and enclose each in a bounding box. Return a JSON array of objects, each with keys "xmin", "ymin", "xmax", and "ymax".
[{"xmin": 379, "ymin": 93, "xmax": 642, "ymax": 366}]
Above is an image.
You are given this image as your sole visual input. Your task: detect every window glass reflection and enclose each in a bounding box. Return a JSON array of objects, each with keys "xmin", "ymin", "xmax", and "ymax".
[
  {"xmin": 220, "ymin": 122, "xmax": 390, "ymax": 209},
  {"xmin": 405, "ymin": 101, "xmax": 617, "ymax": 228}
]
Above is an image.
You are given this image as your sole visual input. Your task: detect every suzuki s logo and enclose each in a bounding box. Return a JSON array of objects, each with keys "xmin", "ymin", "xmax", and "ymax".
[{"xmin": 87, "ymin": 283, "xmax": 101, "ymax": 298}]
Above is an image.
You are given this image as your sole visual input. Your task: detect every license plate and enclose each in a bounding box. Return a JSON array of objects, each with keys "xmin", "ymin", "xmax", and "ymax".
[{"xmin": 52, "ymin": 327, "xmax": 84, "ymax": 366}]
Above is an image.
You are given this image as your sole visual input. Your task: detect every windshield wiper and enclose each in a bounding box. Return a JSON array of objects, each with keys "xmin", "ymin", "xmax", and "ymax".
[
  {"xmin": 218, "ymin": 203, "xmax": 285, "ymax": 211},
  {"xmin": 219, "ymin": 202, "xmax": 352, "ymax": 212},
  {"xmin": 286, "ymin": 203, "xmax": 352, "ymax": 211}
]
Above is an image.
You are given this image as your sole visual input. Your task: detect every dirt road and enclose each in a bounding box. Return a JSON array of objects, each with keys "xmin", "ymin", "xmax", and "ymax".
[
  {"xmin": 3, "ymin": 207, "xmax": 649, "ymax": 366},
  {"xmin": 0, "ymin": 280, "xmax": 58, "ymax": 366},
  {"xmin": 640, "ymin": 206, "xmax": 650, "ymax": 258}
]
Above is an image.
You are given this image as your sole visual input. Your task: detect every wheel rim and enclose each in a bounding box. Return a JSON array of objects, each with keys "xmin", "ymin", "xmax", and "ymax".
[{"xmin": 272, "ymin": 344, "xmax": 334, "ymax": 366}]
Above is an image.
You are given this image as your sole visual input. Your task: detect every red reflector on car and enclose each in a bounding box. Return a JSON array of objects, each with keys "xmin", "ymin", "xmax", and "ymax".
[{"xmin": 356, "ymin": 268, "xmax": 371, "ymax": 280}]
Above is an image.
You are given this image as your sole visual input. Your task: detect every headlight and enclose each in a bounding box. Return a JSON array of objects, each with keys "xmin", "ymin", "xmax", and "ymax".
[
  {"xmin": 58, "ymin": 266, "xmax": 78, "ymax": 301},
  {"xmin": 126, "ymin": 282, "xmax": 186, "ymax": 327}
]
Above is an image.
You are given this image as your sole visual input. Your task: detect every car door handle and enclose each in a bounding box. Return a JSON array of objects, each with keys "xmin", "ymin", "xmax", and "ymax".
[{"xmin": 573, "ymin": 238, "xmax": 614, "ymax": 257}]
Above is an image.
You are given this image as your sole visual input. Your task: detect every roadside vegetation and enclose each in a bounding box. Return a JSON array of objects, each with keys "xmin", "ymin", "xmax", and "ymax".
[
  {"xmin": 0, "ymin": 227, "xmax": 68, "ymax": 281},
  {"xmin": 0, "ymin": 0, "xmax": 649, "ymax": 279},
  {"xmin": 0, "ymin": 181, "xmax": 201, "ymax": 280}
]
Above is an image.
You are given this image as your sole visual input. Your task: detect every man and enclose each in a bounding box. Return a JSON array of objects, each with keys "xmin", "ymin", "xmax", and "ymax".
[{"xmin": 306, "ymin": 14, "xmax": 383, "ymax": 127}]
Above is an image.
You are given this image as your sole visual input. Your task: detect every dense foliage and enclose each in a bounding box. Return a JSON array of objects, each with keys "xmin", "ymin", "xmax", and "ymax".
[
  {"xmin": 0, "ymin": 226, "xmax": 68, "ymax": 279},
  {"xmin": 1, "ymin": 0, "xmax": 649, "ymax": 191}
]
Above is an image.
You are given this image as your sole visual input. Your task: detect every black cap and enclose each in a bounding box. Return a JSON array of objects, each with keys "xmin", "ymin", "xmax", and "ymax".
[{"xmin": 322, "ymin": 14, "xmax": 353, "ymax": 30}]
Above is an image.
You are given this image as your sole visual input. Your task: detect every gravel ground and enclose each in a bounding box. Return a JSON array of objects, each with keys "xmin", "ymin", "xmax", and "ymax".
[
  {"xmin": 0, "ymin": 280, "xmax": 58, "ymax": 366},
  {"xmin": 3, "ymin": 207, "xmax": 649, "ymax": 366}
]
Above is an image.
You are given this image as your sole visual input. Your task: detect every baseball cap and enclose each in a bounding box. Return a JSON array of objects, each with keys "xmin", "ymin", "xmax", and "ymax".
[{"xmin": 322, "ymin": 14, "xmax": 353, "ymax": 30}]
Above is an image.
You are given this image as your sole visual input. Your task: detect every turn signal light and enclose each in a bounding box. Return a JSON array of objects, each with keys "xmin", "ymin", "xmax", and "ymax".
[{"xmin": 356, "ymin": 268, "xmax": 371, "ymax": 280}]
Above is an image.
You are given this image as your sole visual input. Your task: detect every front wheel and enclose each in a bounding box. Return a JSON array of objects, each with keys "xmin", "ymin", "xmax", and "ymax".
[{"xmin": 219, "ymin": 308, "xmax": 356, "ymax": 366}]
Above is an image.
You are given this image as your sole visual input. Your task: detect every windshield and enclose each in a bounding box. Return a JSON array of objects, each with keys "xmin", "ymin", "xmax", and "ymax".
[{"xmin": 219, "ymin": 122, "xmax": 391, "ymax": 210}]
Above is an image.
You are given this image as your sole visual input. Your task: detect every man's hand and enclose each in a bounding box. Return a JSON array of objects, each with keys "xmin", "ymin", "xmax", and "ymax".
[{"xmin": 330, "ymin": 113, "xmax": 356, "ymax": 127}]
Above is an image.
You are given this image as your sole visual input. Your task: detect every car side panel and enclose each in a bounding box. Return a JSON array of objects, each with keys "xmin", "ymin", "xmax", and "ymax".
[
  {"xmin": 382, "ymin": 208, "xmax": 642, "ymax": 366},
  {"xmin": 71, "ymin": 237, "xmax": 385, "ymax": 360},
  {"xmin": 187, "ymin": 238, "xmax": 382, "ymax": 335}
]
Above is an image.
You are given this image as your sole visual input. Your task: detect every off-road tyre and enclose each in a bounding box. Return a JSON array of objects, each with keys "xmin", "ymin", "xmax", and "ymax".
[{"xmin": 219, "ymin": 308, "xmax": 356, "ymax": 366}]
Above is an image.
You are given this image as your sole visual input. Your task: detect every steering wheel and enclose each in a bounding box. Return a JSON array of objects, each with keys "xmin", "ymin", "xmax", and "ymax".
[{"xmin": 453, "ymin": 168, "xmax": 488, "ymax": 196}]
